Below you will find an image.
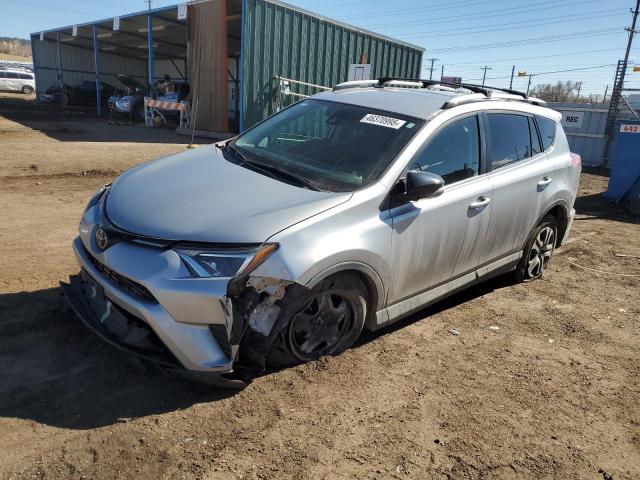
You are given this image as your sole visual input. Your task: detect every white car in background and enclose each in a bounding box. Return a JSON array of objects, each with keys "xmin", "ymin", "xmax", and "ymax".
[{"xmin": 0, "ymin": 68, "xmax": 35, "ymax": 94}]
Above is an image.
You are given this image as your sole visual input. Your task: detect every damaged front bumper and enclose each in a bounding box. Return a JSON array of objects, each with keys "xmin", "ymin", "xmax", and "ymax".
[{"xmin": 63, "ymin": 235, "xmax": 297, "ymax": 387}]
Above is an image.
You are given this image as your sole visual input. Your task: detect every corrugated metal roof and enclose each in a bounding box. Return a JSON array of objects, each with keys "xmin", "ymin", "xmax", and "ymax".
[{"xmin": 31, "ymin": 4, "xmax": 181, "ymax": 36}]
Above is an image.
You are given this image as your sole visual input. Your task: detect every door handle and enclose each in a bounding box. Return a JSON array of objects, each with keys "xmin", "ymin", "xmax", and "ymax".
[
  {"xmin": 537, "ymin": 176, "xmax": 553, "ymax": 188},
  {"xmin": 469, "ymin": 196, "xmax": 491, "ymax": 209}
]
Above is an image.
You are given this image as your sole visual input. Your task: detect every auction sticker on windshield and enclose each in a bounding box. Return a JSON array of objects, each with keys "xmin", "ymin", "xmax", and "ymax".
[{"xmin": 360, "ymin": 113, "xmax": 407, "ymax": 129}]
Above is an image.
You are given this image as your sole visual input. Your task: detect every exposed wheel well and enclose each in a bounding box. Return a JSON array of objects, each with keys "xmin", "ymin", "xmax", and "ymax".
[{"xmin": 547, "ymin": 205, "xmax": 568, "ymax": 246}]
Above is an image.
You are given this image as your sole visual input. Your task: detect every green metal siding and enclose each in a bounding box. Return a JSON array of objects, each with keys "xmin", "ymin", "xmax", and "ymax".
[{"xmin": 241, "ymin": 0, "xmax": 424, "ymax": 129}]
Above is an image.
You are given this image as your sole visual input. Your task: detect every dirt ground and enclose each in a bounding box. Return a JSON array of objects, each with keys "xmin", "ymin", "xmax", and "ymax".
[{"xmin": 0, "ymin": 93, "xmax": 639, "ymax": 480}]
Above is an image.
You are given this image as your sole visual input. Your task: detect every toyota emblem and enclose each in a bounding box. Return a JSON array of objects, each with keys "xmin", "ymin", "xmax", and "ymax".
[{"xmin": 95, "ymin": 228, "xmax": 108, "ymax": 250}]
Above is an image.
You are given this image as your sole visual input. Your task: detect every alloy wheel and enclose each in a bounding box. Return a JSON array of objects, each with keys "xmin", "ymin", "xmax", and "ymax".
[{"xmin": 526, "ymin": 226, "xmax": 555, "ymax": 278}]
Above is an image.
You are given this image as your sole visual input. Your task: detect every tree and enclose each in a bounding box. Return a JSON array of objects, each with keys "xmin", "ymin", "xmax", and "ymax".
[{"xmin": 529, "ymin": 81, "xmax": 583, "ymax": 103}]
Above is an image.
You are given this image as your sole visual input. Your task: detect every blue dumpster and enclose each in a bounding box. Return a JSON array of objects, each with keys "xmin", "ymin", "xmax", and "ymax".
[{"xmin": 605, "ymin": 119, "xmax": 640, "ymax": 203}]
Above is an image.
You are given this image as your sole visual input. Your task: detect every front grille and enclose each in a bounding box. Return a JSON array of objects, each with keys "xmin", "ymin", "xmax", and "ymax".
[{"xmin": 85, "ymin": 251, "xmax": 157, "ymax": 303}]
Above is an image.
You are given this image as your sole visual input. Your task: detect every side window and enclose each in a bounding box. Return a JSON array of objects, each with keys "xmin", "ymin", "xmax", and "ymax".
[
  {"xmin": 411, "ymin": 115, "xmax": 480, "ymax": 185},
  {"xmin": 529, "ymin": 117, "xmax": 542, "ymax": 155},
  {"xmin": 487, "ymin": 113, "xmax": 531, "ymax": 169},
  {"xmin": 6, "ymin": 72, "xmax": 19, "ymax": 79},
  {"xmin": 19, "ymin": 73, "xmax": 33, "ymax": 80},
  {"xmin": 0, "ymin": 72, "xmax": 6, "ymax": 78},
  {"xmin": 535, "ymin": 115, "xmax": 557, "ymax": 151}
]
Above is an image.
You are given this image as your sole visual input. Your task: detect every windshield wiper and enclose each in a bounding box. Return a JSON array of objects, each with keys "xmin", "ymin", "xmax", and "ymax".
[{"xmin": 224, "ymin": 144, "xmax": 322, "ymax": 191}]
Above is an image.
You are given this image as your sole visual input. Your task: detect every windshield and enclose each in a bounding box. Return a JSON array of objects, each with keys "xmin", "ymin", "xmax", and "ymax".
[{"xmin": 231, "ymin": 99, "xmax": 424, "ymax": 192}]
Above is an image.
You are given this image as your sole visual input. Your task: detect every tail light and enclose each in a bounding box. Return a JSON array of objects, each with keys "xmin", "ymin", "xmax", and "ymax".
[{"xmin": 570, "ymin": 153, "xmax": 581, "ymax": 168}]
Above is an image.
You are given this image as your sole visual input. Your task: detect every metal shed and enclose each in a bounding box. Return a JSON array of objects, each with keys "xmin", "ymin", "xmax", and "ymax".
[{"xmin": 30, "ymin": 0, "xmax": 423, "ymax": 134}]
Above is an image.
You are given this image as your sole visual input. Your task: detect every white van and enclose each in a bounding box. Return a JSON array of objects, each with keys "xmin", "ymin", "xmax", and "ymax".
[{"xmin": 0, "ymin": 68, "xmax": 35, "ymax": 94}]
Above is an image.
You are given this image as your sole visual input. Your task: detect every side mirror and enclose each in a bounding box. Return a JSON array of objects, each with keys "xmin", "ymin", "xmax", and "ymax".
[{"xmin": 405, "ymin": 170, "xmax": 445, "ymax": 199}]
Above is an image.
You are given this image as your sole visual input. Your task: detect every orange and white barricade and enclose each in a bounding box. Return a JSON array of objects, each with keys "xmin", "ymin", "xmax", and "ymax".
[{"xmin": 144, "ymin": 97, "xmax": 190, "ymax": 128}]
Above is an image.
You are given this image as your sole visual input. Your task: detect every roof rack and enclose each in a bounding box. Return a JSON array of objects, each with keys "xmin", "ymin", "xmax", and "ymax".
[{"xmin": 333, "ymin": 77, "xmax": 546, "ymax": 108}]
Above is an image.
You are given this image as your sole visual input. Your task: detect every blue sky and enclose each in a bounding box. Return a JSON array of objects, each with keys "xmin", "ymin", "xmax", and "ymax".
[{"xmin": 2, "ymin": 0, "xmax": 639, "ymax": 97}]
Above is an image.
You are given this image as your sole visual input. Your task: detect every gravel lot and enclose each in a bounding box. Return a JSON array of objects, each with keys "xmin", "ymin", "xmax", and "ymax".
[{"xmin": 1, "ymin": 93, "xmax": 639, "ymax": 480}]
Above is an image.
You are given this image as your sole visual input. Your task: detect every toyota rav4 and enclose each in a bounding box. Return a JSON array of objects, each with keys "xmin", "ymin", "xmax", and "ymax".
[{"xmin": 62, "ymin": 78, "xmax": 581, "ymax": 387}]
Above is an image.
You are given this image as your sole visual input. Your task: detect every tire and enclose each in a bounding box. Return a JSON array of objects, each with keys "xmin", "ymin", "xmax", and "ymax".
[
  {"xmin": 62, "ymin": 94, "xmax": 70, "ymax": 105},
  {"xmin": 515, "ymin": 214, "xmax": 558, "ymax": 282},
  {"xmin": 267, "ymin": 272, "xmax": 368, "ymax": 368},
  {"xmin": 21, "ymin": 85, "xmax": 34, "ymax": 95}
]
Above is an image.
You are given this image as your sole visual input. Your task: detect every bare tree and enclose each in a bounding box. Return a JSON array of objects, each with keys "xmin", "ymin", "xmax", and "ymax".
[{"xmin": 530, "ymin": 81, "xmax": 585, "ymax": 103}]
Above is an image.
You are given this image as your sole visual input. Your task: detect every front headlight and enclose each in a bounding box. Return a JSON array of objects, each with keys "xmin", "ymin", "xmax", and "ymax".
[
  {"xmin": 176, "ymin": 243, "xmax": 278, "ymax": 278},
  {"xmin": 79, "ymin": 184, "xmax": 110, "ymax": 233}
]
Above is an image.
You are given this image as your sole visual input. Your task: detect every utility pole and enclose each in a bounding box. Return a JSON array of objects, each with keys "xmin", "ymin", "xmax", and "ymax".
[
  {"xmin": 604, "ymin": 0, "xmax": 639, "ymax": 162},
  {"xmin": 603, "ymin": 84, "xmax": 609, "ymax": 104},
  {"xmin": 441, "ymin": 64, "xmax": 444, "ymax": 80},
  {"xmin": 618, "ymin": 1, "xmax": 640, "ymax": 93},
  {"xmin": 509, "ymin": 65, "xmax": 515, "ymax": 90},
  {"xmin": 480, "ymin": 65, "xmax": 492, "ymax": 86},
  {"xmin": 426, "ymin": 58, "xmax": 438, "ymax": 80},
  {"xmin": 526, "ymin": 75, "xmax": 533, "ymax": 95},
  {"xmin": 576, "ymin": 81, "xmax": 583, "ymax": 100},
  {"xmin": 145, "ymin": 0, "xmax": 152, "ymax": 9}
]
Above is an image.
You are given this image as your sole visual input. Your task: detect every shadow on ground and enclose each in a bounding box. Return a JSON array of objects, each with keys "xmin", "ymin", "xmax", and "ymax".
[
  {"xmin": 574, "ymin": 169, "xmax": 639, "ymax": 225},
  {"xmin": 356, "ymin": 272, "xmax": 515, "ymax": 347},
  {"xmin": 0, "ymin": 94, "xmax": 211, "ymax": 144},
  {"xmin": 0, "ymin": 272, "xmax": 516, "ymax": 431},
  {"xmin": 0, "ymin": 287, "xmax": 234, "ymax": 430}
]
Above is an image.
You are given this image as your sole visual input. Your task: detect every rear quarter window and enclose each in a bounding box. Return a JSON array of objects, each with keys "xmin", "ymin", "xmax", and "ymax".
[
  {"xmin": 19, "ymin": 73, "xmax": 34, "ymax": 80},
  {"xmin": 535, "ymin": 115, "xmax": 557, "ymax": 151}
]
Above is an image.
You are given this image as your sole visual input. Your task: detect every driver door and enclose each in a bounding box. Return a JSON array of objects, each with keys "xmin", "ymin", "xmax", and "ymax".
[{"xmin": 387, "ymin": 113, "xmax": 492, "ymax": 306}]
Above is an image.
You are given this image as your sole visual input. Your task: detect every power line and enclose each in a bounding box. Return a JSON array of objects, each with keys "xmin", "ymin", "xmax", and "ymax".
[
  {"xmin": 360, "ymin": 0, "xmax": 611, "ymax": 28},
  {"xmin": 432, "ymin": 48, "xmax": 626, "ymax": 67},
  {"xmin": 342, "ymin": 0, "xmax": 529, "ymax": 20},
  {"xmin": 428, "ymin": 28, "xmax": 623, "ymax": 54},
  {"xmin": 301, "ymin": 0, "xmax": 504, "ymax": 12},
  {"xmin": 398, "ymin": 8, "xmax": 626, "ymax": 37},
  {"xmin": 401, "ymin": 11, "xmax": 627, "ymax": 39},
  {"xmin": 461, "ymin": 63, "xmax": 618, "ymax": 82}
]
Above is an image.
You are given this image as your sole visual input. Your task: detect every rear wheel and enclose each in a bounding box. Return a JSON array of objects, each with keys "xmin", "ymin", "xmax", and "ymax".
[
  {"xmin": 515, "ymin": 214, "xmax": 557, "ymax": 282},
  {"xmin": 21, "ymin": 85, "xmax": 33, "ymax": 94},
  {"xmin": 267, "ymin": 273, "xmax": 367, "ymax": 367}
]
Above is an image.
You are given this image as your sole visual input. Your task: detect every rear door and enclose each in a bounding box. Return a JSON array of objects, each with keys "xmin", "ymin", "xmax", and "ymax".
[
  {"xmin": 388, "ymin": 113, "xmax": 493, "ymax": 305},
  {"xmin": 0, "ymin": 72, "xmax": 7, "ymax": 91},
  {"xmin": 479, "ymin": 111, "xmax": 557, "ymax": 267},
  {"xmin": 5, "ymin": 72, "xmax": 21, "ymax": 91}
]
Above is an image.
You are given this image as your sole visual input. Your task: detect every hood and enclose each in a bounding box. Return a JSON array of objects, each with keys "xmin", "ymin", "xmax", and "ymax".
[{"xmin": 105, "ymin": 146, "xmax": 352, "ymax": 243}]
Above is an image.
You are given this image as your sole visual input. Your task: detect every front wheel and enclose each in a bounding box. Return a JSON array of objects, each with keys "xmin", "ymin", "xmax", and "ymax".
[
  {"xmin": 515, "ymin": 214, "xmax": 557, "ymax": 282},
  {"xmin": 267, "ymin": 273, "xmax": 367, "ymax": 367}
]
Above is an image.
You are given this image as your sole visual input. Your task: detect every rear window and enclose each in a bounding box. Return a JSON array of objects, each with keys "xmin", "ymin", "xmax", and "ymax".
[
  {"xmin": 486, "ymin": 113, "xmax": 532, "ymax": 170},
  {"xmin": 19, "ymin": 73, "xmax": 33, "ymax": 80},
  {"xmin": 535, "ymin": 115, "xmax": 557, "ymax": 151}
]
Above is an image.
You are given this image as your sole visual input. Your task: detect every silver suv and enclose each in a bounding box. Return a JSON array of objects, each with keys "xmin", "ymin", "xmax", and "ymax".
[{"xmin": 62, "ymin": 79, "xmax": 581, "ymax": 387}]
